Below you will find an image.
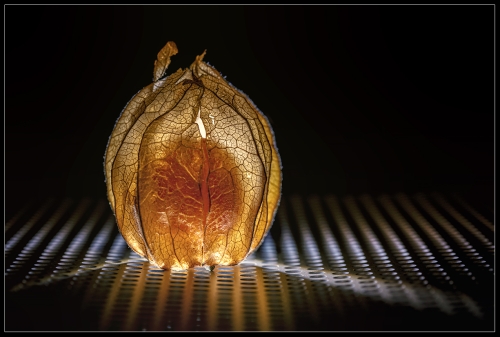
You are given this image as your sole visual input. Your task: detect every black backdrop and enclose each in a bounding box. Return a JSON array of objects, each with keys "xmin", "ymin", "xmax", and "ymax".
[{"xmin": 5, "ymin": 5, "xmax": 494, "ymax": 217}]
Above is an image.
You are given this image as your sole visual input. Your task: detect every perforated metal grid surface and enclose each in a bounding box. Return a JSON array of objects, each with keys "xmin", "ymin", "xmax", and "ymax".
[{"xmin": 5, "ymin": 193, "xmax": 494, "ymax": 331}]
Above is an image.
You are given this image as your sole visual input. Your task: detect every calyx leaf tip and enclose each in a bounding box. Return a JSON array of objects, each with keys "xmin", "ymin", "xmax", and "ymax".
[{"xmin": 153, "ymin": 41, "xmax": 179, "ymax": 82}]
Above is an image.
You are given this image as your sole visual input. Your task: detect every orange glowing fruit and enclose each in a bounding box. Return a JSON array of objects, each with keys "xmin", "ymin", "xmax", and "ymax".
[{"xmin": 104, "ymin": 41, "xmax": 282, "ymax": 270}]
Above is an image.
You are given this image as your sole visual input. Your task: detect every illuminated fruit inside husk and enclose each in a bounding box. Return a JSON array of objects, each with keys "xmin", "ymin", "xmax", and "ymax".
[{"xmin": 104, "ymin": 41, "xmax": 282, "ymax": 270}]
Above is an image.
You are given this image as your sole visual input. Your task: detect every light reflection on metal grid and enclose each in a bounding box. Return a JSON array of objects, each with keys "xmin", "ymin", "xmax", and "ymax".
[{"xmin": 5, "ymin": 193, "xmax": 494, "ymax": 331}]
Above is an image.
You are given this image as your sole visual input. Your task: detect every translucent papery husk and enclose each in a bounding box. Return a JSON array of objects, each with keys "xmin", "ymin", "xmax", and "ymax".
[{"xmin": 104, "ymin": 41, "xmax": 282, "ymax": 270}]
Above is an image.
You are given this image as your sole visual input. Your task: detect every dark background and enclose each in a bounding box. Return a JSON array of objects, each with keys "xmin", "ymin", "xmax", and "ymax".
[{"xmin": 5, "ymin": 5, "xmax": 494, "ymax": 218}]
